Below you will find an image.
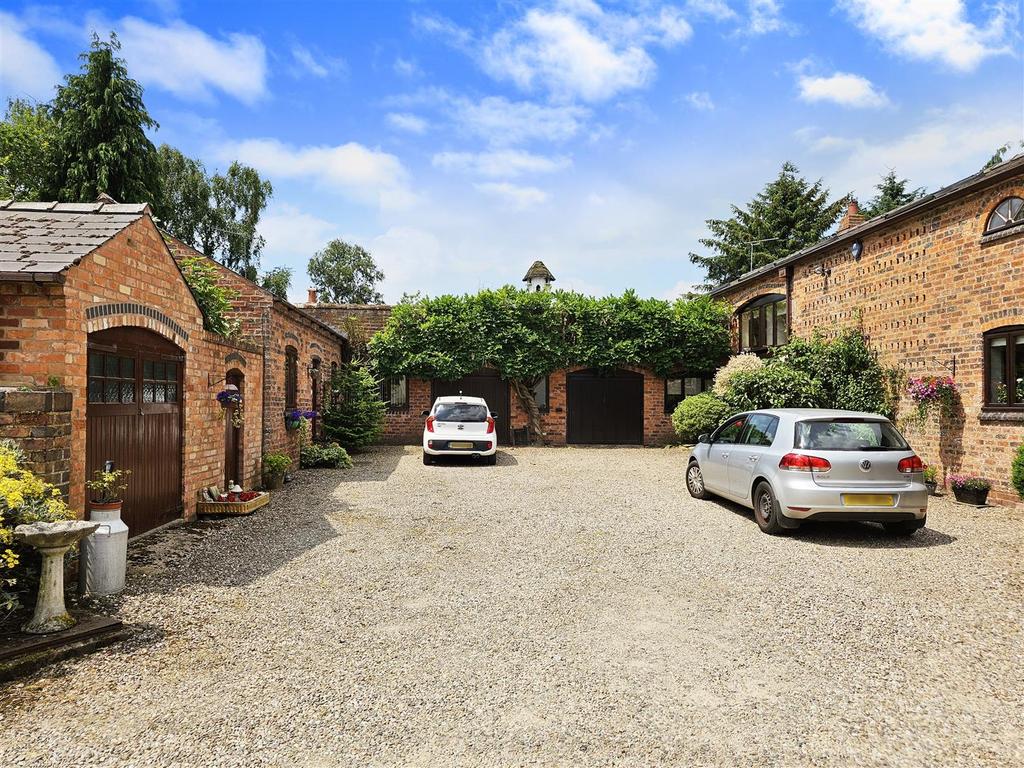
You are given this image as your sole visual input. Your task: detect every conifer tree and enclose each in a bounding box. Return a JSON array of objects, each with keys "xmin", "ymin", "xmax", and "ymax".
[
  {"xmin": 860, "ymin": 170, "xmax": 925, "ymax": 219},
  {"xmin": 689, "ymin": 162, "xmax": 848, "ymax": 289}
]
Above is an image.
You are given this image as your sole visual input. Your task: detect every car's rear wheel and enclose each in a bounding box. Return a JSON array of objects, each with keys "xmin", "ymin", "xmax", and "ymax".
[
  {"xmin": 422, "ymin": 452, "xmax": 434, "ymax": 466},
  {"xmin": 484, "ymin": 453, "xmax": 497, "ymax": 466},
  {"xmin": 883, "ymin": 518, "xmax": 925, "ymax": 536},
  {"xmin": 686, "ymin": 461, "xmax": 707, "ymax": 499},
  {"xmin": 753, "ymin": 481, "xmax": 787, "ymax": 535}
]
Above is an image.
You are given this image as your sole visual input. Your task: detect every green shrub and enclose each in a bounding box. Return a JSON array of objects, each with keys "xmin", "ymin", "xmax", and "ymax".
[
  {"xmin": 262, "ymin": 452, "xmax": 291, "ymax": 478},
  {"xmin": 723, "ymin": 364, "xmax": 825, "ymax": 411},
  {"xmin": 179, "ymin": 255, "xmax": 240, "ymax": 338},
  {"xmin": 772, "ymin": 328, "xmax": 891, "ymax": 416},
  {"xmin": 712, "ymin": 353, "xmax": 763, "ymax": 396},
  {"xmin": 672, "ymin": 393, "xmax": 733, "ymax": 443},
  {"xmin": 1012, "ymin": 444, "xmax": 1024, "ymax": 500},
  {"xmin": 321, "ymin": 364, "xmax": 386, "ymax": 452},
  {"xmin": 300, "ymin": 442, "xmax": 352, "ymax": 469}
]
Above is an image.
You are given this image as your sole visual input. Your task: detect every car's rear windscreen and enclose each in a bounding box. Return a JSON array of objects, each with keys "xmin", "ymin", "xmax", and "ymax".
[
  {"xmin": 434, "ymin": 403, "xmax": 488, "ymax": 422},
  {"xmin": 795, "ymin": 419, "xmax": 909, "ymax": 451}
]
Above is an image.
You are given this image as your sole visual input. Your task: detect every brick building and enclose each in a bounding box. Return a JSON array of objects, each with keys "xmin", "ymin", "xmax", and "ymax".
[
  {"xmin": 0, "ymin": 200, "xmax": 345, "ymax": 536},
  {"xmin": 709, "ymin": 154, "xmax": 1024, "ymax": 506},
  {"xmin": 305, "ymin": 282, "xmax": 706, "ymax": 448}
]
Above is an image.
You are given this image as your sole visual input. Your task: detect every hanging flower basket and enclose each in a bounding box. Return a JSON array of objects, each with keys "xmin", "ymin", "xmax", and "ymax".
[
  {"xmin": 216, "ymin": 389, "xmax": 244, "ymax": 428},
  {"xmin": 907, "ymin": 375, "xmax": 958, "ymax": 427},
  {"xmin": 285, "ymin": 409, "xmax": 317, "ymax": 430}
]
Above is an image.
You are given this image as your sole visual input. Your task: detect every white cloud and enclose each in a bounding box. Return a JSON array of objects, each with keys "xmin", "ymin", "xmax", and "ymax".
[
  {"xmin": 393, "ymin": 56, "xmax": 422, "ymax": 78},
  {"xmin": 113, "ymin": 17, "xmax": 267, "ymax": 104},
  {"xmin": 474, "ymin": 181, "xmax": 550, "ymax": 209},
  {"xmin": 798, "ymin": 106, "xmax": 1023, "ymax": 199},
  {"xmin": 662, "ymin": 279, "xmax": 703, "ymax": 299},
  {"xmin": 0, "ymin": 12, "xmax": 62, "ymax": 102},
  {"xmin": 686, "ymin": 0, "xmax": 738, "ymax": 21},
  {"xmin": 419, "ymin": 3, "xmax": 692, "ymax": 104},
  {"xmin": 745, "ymin": 0, "xmax": 791, "ymax": 35},
  {"xmin": 455, "ymin": 96, "xmax": 589, "ymax": 145},
  {"xmin": 797, "ymin": 72, "xmax": 889, "ymax": 108},
  {"xmin": 433, "ymin": 150, "xmax": 571, "ymax": 178},
  {"xmin": 683, "ymin": 90, "xmax": 715, "ymax": 110},
  {"xmin": 218, "ymin": 139, "xmax": 414, "ymax": 209},
  {"xmin": 840, "ymin": 0, "xmax": 1016, "ymax": 71},
  {"xmin": 290, "ymin": 44, "xmax": 346, "ymax": 79},
  {"xmin": 259, "ymin": 203, "xmax": 340, "ymax": 265},
  {"xmin": 386, "ymin": 112, "xmax": 429, "ymax": 134}
]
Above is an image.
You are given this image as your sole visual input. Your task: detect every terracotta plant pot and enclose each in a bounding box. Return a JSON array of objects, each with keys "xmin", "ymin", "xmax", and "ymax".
[
  {"xmin": 89, "ymin": 500, "xmax": 123, "ymax": 514},
  {"xmin": 952, "ymin": 486, "xmax": 989, "ymax": 505}
]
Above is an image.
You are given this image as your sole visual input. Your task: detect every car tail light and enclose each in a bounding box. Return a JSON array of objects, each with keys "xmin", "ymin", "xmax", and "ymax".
[
  {"xmin": 898, "ymin": 455, "xmax": 925, "ymax": 473},
  {"xmin": 425, "ymin": 415, "xmax": 435, "ymax": 433},
  {"xmin": 779, "ymin": 453, "xmax": 831, "ymax": 472},
  {"xmin": 486, "ymin": 416, "xmax": 495, "ymax": 434}
]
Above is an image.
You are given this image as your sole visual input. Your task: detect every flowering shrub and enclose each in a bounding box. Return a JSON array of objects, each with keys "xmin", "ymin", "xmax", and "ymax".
[
  {"xmin": 1012, "ymin": 444, "xmax": 1024, "ymax": 500},
  {"xmin": 0, "ymin": 440, "xmax": 75, "ymax": 613},
  {"xmin": 712, "ymin": 354, "xmax": 763, "ymax": 396},
  {"xmin": 907, "ymin": 375, "xmax": 958, "ymax": 424},
  {"xmin": 948, "ymin": 474, "xmax": 990, "ymax": 491}
]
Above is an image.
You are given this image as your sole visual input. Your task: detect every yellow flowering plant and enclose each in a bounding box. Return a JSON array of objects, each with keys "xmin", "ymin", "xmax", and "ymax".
[{"xmin": 0, "ymin": 440, "xmax": 74, "ymax": 614}]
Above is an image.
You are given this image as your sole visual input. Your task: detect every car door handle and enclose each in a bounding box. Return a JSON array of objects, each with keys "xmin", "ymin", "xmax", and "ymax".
[
  {"xmin": 721, "ymin": 452, "xmax": 730, "ymax": 459},
  {"xmin": 748, "ymin": 454, "xmax": 759, "ymax": 462}
]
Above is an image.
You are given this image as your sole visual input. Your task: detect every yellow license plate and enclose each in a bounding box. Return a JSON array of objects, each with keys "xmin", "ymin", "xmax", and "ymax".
[
  {"xmin": 842, "ymin": 494, "xmax": 895, "ymax": 507},
  {"xmin": 448, "ymin": 441, "xmax": 474, "ymax": 449}
]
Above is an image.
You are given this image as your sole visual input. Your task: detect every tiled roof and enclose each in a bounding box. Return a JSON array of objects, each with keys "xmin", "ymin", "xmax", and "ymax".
[
  {"xmin": 0, "ymin": 200, "xmax": 149, "ymax": 281},
  {"xmin": 523, "ymin": 260, "xmax": 555, "ymax": 282}
]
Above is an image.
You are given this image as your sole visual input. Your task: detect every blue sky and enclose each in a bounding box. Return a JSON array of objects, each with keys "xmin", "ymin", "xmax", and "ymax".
[{"xmin": 2, "ymin": 1, "xmax": 1022, "ymax": 302}]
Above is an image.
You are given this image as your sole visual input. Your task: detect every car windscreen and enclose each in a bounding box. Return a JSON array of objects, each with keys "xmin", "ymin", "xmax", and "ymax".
[
  {"xmin": 434, "ymin": 403, "xmax": 488, "ymax": 422},
  {"xmin": 795, "ymin": 419, "xmax": 909, "ymax": 451}
]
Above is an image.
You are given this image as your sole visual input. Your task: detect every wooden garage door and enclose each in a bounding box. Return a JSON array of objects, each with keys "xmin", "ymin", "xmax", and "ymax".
[
  {"xmin": 431, "ymin": 369, "xmax": 511, "ymax": 444},
  {"xmin": 86, "ymin": 328, "xmax": 183, "ymax": 537},
  {"xmin": 566, "ymin": 368, "xmax": 644, "ymax": 445}
]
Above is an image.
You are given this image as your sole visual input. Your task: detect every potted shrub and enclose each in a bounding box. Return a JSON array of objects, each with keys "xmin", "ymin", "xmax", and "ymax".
[
  {"xmin": 949, "ymin": 474, "xmax": 991, "ymax": 506},
  {"xmin": 923, "ymin": 465, "xmax": 939, "ymax": 496},
  {"xmin": 262, "ymin": 452, "xmax": 292, "ymax": 490},
  {"xmin": 85, "ymin": 467, "xmax": 131, "ymax": 515}
]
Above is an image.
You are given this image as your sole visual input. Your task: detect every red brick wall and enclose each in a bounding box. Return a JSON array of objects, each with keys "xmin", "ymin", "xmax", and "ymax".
[
  {"xmin": 303, "ymin": 303, "xmax": 393, "ymax": 338},
  {"xmin": 0, "ymin": 389, "xmax": 72, "ymax": 497},
  {"xmin": 716, "ymin": 172, "xmax": 1024, "ymax": 506}
]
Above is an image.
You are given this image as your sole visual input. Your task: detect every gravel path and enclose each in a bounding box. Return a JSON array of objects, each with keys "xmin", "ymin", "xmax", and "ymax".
[{"xmin": 2, "ymin": 446, "xmax": 1023, "ymax": 767}]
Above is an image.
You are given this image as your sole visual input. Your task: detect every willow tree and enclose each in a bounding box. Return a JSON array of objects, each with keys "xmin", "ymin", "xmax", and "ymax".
[{"xmin": 369, "ymin": 288, "xmax": 732, "ymax": 439}]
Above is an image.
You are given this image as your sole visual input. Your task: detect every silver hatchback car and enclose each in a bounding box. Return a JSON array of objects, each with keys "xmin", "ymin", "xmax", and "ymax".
[{"xmin": 686, "ymin": 409, "xmax": 929, "ymax": 535}]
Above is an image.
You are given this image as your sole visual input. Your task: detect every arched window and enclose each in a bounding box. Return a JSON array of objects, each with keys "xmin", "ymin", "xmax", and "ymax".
[
  {"xmin": 284, "ymin": 346, "xmax": 298, "ymax": 410},
  {"xmin": 737, "ymin": 294, "xmax": 788, "ymax": 353},
  {"xmin": 984, "ymin": 326, "xmax": 1024, "ymax": 408},
  {"xmin": 985, "ymin": 197, "xmax": 1024, "ymax": 234}
]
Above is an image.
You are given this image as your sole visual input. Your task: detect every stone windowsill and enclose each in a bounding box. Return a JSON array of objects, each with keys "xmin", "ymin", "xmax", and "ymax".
[
  {"xmin": 979, "ymin": 408, "xmax": 1024, "ymax": 423},
  {"xmin": 980, "ymin": 223, "xmax": 1024, "ymax": 245}
]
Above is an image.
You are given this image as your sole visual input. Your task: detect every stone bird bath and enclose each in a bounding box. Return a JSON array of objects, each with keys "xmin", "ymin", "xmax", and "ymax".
[{"xmin": 14, "ymin": 520, "xmax": 101, "ymax": 634}]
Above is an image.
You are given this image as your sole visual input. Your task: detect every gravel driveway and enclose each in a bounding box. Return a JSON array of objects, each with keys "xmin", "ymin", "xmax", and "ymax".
[{"xmin": 2, "ymin": 446, "xmax": 1023, "ymax": 767}]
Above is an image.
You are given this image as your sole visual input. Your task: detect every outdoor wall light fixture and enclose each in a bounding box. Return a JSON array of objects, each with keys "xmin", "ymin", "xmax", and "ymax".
[
  {"xmin": 850, "ymin": 240, "xmax": 863, "ymax": 261},
  {"xmin": 812, "ymin": 264, "xmax": 832, "ymax": 278}
]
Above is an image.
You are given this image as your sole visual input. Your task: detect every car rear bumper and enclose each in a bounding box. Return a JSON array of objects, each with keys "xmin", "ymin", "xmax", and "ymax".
[
  {"xmin": 776, "ymin": 479, "xmax": 929, "ymax": 520},
  {"xmin": 423, "ymin": 438, "xmax": 496, "ymax": 456}
]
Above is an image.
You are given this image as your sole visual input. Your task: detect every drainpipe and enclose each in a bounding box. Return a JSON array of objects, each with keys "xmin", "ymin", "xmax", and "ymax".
[{"xmin": 785, "ymin": 265, "xmax": 794, "ymax": 338}]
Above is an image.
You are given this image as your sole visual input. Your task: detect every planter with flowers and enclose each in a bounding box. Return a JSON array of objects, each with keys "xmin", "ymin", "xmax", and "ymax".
[
  {"xmin": 262, "ymin": 452, "xmax": 292, "ymax": 490},
  {"xmin": 923, "ymin": 465, "xmax": 940, "ymax": 496},
  {"xmin": 197, "ymin": 487, "xmax": 269, "ymax": 516},
  {"xmin": 285, "ymin": 409, "xmax": 317, "ymax": 431},
  {"xmin": 949, "ymin": 474, "xmax": 991, "ymax": 506},
  {"xmin": 216, "ymin": 389, "xmax": 244, "ymax": 428},
  {"xmin": 906, "ymin": 375, "xmax": 958, "ymax": 428}
]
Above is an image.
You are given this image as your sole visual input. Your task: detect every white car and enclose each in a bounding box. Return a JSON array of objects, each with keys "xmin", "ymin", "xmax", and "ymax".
[{"xmin": 422, "ymin": 396, "xmax": 498, "ymax": 465}]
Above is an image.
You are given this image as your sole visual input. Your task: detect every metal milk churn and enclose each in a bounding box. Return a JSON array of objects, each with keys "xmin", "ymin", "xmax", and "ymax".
[{"xmin": 79, "ymin": 504, "xmax": 129, "ymax": 595}]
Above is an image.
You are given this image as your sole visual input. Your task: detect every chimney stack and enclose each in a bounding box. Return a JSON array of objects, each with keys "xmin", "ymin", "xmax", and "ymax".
[
  {"xmin": 838, "ymin": 199, "xmax": 865, "ymax": 232},
  {"xmin": 307, "ymin": 288, "xmax": 318, "ymax": 305}
]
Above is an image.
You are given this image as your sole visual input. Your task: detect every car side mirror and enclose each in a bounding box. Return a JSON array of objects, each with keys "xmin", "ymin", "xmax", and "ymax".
[
  {"xmin": 698, "ymin": 433, "xmax": 711, "ymax": 444},
  {"xmin": 489, "ymin": 411, "xmax": 498, "ymax": 418},
  {"xmin": 421, "ymin": 410, "xmax": 430, "ymax": 417}
]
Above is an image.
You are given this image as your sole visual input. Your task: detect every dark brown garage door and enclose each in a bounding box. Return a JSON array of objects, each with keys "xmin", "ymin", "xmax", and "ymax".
[
  {"xmin": 566, "ymin": 368, "xmax": 644, "ymax": 445},
  {"xmin": 86, "ymin": 327, "xmax": 183, "ymax": 537},
  {"xmin": 431, "ymin": 369, "xmax": 511, "ymax": 444}
]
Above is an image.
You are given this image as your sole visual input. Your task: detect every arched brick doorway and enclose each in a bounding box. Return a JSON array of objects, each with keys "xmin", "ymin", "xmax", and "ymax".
[
  {"xmin": 86, "ymin": 327, "xmax": 184, "ymax": 536},
  {"xmin": 224, "ymin": 368, "xmax": 244, "ymax": 489}
]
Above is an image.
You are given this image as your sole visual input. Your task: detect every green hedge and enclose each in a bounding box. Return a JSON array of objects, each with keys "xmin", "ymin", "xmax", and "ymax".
[{"xmin": 672, "ymin": 393, "xmax": 733, "ymax": 443}]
